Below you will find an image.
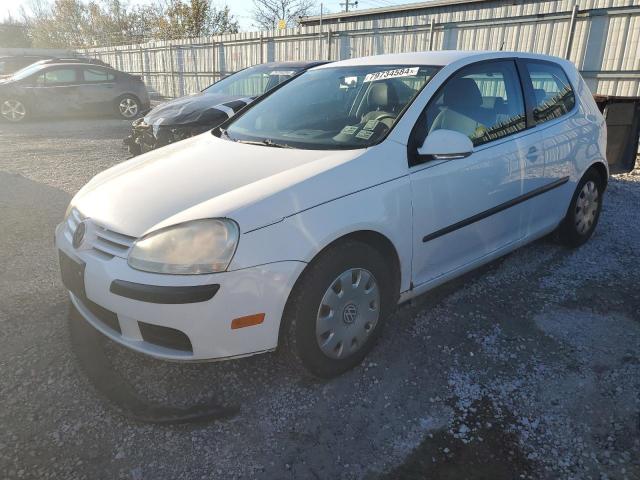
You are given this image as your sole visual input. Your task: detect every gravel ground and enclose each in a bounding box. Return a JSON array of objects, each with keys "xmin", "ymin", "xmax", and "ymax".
[{"xmin": 1, "ymin": 118, "xmax": 639, "ymax": 479}]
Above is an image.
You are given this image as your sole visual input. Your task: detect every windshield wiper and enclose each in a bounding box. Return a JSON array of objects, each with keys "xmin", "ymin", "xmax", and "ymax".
[
  {"xmin": 235, "ymin": 138, "xmax": 295, "ymax": 149},
  {"xmin": 219, "ymin": 129, "xmax": 295, "ymax": 149}
]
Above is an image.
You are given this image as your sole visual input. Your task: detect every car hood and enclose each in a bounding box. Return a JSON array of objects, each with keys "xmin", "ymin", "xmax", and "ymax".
[
  {"xmin": 143, "ymin": 92, "xmax": 250, "ymax": 127},
  {"xmin": 71, "ymin": 133, "xmax": 369, "ymax": 237}
]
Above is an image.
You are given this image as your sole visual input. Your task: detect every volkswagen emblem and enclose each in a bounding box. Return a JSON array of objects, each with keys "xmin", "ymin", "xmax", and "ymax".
[
  {"xmin": 342, "ymin": 303, "xmax": 359, "ymax": 325},
  {"xmin": 72, "ymin": 220, "xmax": 88, "ymax": 249}
]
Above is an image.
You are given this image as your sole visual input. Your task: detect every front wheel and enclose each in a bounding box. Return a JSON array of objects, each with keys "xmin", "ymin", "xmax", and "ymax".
[
  {"xmin": 116, "ymin": 95, "xmax": 140, "ymax": 119},
  {"xmin": 1, "ymin": 98, "xmax": 28, "ymax": 122},
  {"xmin": 282, "ymin": 240, "xmax": 395, "ymax": 378},
  {"xmin": 556, "ymin": 169, "xmax": 604, "ymax": 248}
]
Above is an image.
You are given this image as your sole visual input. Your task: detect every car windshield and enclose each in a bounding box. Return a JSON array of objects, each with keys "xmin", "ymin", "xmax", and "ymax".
[
  {"xmin": 203, "ymin": 65, "xmax": 302, "ymax": 97},
  {"xmin": 10, "ymin": 63, "xmax": 45, "ymax": 81},
  {"xmin": 221, "ymin": 65, "xmax": 440, "ymax": 150}
]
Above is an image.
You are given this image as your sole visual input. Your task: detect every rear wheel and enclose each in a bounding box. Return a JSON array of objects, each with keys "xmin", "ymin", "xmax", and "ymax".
[
  {"xmin": 116, "ymin": 95, "xmax": 140, "ymax": 119},
  {"xmin": 557, "ymin": 169, "xmax": 604, "ymax": 248},
  {"xmin": 1, "ymin": 99, "xmax": 27, "ymax": 122},
  {"xmin": 282, "ymin": 240, "xmax": 394, "ymax": 378}
]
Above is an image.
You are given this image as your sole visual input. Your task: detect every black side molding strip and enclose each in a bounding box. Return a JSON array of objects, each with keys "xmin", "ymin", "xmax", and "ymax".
[
  {"xmin": 110, "ymin": 280, "xmax": 220, "ymax": 304},
  {"xmin": 423, "ymin": 176, "xmax": 570, "ymax": 243}
]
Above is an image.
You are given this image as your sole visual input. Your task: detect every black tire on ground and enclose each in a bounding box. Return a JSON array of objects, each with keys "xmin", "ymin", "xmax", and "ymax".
[
  {"xmin": 556, "ymin": 168, "xmax": 605, "ymax": 248},
  {"xmin": 115, "ymin": 94, "xmax": 141, "ymax": 119},
  {"xmin": 281, "ymin": 240, "xmax": 395, "ymax": 378},
  {"xmin": 1, "ymin": 98, "xmax": 28, "ymax": 122}
]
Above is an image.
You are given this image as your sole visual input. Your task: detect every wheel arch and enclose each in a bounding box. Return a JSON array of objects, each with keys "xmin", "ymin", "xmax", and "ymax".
[
  {"xmin": 277, "ymin": 229, "xmax": 403, "ymax": 346},
  {"xmin": 585, "ymin": 161, "xmax": 609, "ymax": 191},
  {"xmin": 116, "ymin": 91, "xmax": 141, "ymax": 102},
  {"xmin": 115, "ymin": 92, "xmax": 142, "ymax": 109}
]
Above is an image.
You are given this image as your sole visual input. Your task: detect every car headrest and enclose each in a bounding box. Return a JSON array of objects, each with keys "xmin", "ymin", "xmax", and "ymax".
[
  {"xmin": 367, "ymin": 82, "xmax": 398, "ymax": 109},
  {"xmin": 443, "ymin": 78, "xmax": 483, "ymax": 108},
  {"xmin": 534, "ymin": 88, "xmax": 547, "ymax": 104}
]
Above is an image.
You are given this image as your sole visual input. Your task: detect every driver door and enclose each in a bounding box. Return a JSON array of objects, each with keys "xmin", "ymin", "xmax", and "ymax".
[
  {"xmin": 408, "ymin": 60, "xmax": 535, "ymax": 287},
  {"xmin": 31, "ymin": 67, "xmax": 81, "ymax": 116}
]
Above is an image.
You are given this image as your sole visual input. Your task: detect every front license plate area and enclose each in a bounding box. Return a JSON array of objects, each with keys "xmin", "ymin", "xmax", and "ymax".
[{"xmin": 59, "ymin": 250, "xmax": 86, "ymax": 298}]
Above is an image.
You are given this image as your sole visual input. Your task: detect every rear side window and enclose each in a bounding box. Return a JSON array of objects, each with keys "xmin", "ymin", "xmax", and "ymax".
[
  {"xmin": 36, "ymin": 68, "xmax": 77, "ymax": 84},
  {"xmin": 421, "ymin": 60, "xmax": 526, "ymax": 147},
  {"xmin": 83, "ymin": 68, "xmax": 115, "ymax": 82},
  {"xmin": 523, "ymin": 61, "xmax": 575, "ymax": 124}
]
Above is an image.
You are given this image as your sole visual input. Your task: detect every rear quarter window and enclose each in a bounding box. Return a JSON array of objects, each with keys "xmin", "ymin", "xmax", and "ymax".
[
  {"xmin": 83, "ymin": 68, "xmax": 115, "ymax": 82},
  {"xmin": 523, "ymin": 61, "xmax": 576, "ymax": 124}
]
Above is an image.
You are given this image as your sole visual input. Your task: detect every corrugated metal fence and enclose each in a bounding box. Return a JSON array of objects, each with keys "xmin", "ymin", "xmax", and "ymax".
[{"xmin": 81, "ymin": 0, "xmax": 640, "ymax": 99}]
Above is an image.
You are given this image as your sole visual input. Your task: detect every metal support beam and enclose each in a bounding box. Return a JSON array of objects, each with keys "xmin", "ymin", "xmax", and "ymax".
[
  {"xmin": 259, "ymin": 33, "xmax": 264, "ymax": 64},
  {"xmin": 565, "ymin": 2, "xmax": 580, "ymax": 59},
  {"xmin": 428, "ymin": 18, "xmax": 435, "ymax": 50}
]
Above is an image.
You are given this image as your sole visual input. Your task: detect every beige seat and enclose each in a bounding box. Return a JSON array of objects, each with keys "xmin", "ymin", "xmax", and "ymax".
[
  {"xmin": 361, "ymin": 82, "xmax": 399, "ymax": 127},
  {"xmin": 430, "ymin": 78, "xmax": 495, "ymax": 139}
]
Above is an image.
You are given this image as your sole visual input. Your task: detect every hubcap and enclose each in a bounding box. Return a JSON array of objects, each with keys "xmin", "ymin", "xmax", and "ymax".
[
  {"xmin": 119, "ymin": 98, "xmax": 138, "ymax": 118},
  {"xmin": 316, "ymin": 268, "xmax": 380, "ymax": 360},
  {"xmin": 1, "ymin": 100, "xmax": 26, "ymax": 122},
  {"xmin": 575, "ymin": 180, "xmax": 599, "ymax": 235}
]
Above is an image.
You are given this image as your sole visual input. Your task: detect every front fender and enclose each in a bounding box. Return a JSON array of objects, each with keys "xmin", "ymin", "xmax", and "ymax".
[{"xmin": 228, "ymin": 174, "xmax": 413, "ymax": 293}]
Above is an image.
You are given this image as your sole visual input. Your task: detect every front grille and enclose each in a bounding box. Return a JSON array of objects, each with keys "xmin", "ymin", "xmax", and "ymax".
[
  {"xmin": 66, "ymin": 208, "xmax": 136, "ymax": 259},
  {"xmin": 139, "ymin": 322, "xmax": 193, "ymax": 352}
]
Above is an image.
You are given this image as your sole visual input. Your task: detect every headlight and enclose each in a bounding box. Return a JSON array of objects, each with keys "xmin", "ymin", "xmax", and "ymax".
[
  {"xmin": 64, "ymin": 203, "xmax": 74, "ymax": 220},
  {"xmin": 128, "ymin": 219, "xmax": 239, "ymax": 275}
]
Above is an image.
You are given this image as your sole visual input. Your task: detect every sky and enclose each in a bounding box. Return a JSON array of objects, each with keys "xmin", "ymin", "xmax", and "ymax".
[{"xmin": 1, "ymin": 0, "xmax": 415, "ymax": 31}]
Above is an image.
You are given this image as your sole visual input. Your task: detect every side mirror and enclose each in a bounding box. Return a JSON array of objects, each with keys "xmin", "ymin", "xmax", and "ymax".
[{"xmin": 417, "ymin": 129, "xmax": 473, "ymax": 161}]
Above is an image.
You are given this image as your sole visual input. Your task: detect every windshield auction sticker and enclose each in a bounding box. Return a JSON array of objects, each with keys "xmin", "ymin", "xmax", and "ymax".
[
  {"xmin": 269, "ymin": 70, "xmax": 296, "ymax": 76},
  {"xmin": 340, "ymin": 125, "xmax": 359, "ymax": 135},
  {"xmin": 364, "ymin": 67, "xmax": 419, "ymax": 82},
  {"xmin": 363, "ymin": 119, "xmax": 379, "ymax": 130},
  {"xmin": 356, "ymin": 129, "xmax": 374, "ymax": 140}
]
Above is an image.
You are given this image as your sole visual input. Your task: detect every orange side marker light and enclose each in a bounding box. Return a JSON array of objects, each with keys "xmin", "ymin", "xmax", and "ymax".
[{"xmin": 231, "ymin": 313, "xmax": 265, "ymax": 330}]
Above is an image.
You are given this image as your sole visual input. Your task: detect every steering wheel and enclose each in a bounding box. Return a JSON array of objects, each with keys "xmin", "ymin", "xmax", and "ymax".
[{"xmin": 369, "ymin": 113, "xmax": 396, "ymax": 123}]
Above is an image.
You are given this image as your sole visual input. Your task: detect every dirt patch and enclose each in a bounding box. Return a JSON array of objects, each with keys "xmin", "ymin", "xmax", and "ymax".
[{"xmin": 380, "ymin": 400, "xmax": 534, "ymax": 480}]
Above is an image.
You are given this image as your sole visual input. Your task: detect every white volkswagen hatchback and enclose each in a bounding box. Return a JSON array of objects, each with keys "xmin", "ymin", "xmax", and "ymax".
[{"xmin": 57, "ymin": 51, "xmax": 608, "ymax": 377}]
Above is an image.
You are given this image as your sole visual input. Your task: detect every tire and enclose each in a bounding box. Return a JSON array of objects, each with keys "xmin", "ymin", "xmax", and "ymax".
[
  {"xmin": 116, "ymin": 95, "xmax": 140, "ymax": 119},
  {"xmin": 556, "ymin": 168, "xmax": 604, "ymax": 248},
  {"xmin": 1, "ymin": 98, "xmax": 28, "ymax": 122},
  {"xmin": 281, "ymin": 240, "xmax": 395, "ymax": 378}
]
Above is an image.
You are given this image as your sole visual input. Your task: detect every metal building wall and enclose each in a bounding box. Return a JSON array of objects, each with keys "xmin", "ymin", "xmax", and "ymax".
[{"xmin": 82, "ymin": 0, "xmax": 640, "ymax": 99}]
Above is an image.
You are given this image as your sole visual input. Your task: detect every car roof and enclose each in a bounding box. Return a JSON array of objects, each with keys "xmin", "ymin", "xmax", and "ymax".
[
  {"xmin": 314, "ymin": 50, "xmax": 565, "ymax": 68},
  {"xmin": 261, "ymin": 60, "xmax": 330, "ymax": 69},
  {"xmin": 0, "ymin": 55, "xmax": 51, "ymax": 59},
  {"xmin": 39, "ymin": 62, "xmax": 113, "ymax": 69}
]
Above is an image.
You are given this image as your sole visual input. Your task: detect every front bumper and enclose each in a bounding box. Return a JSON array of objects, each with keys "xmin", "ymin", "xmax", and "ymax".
[
  {"xmin": 123, "ymin": 119, "xmax": 209, "ymax": 156},
  {"xmin": 55, "ymin": 222, "xmax": 305, "ymax": 362}
]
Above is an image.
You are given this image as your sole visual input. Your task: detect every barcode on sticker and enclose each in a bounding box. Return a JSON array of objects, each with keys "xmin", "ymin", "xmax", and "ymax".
[
  {"xmin": 341, "ymin": 125, "xmax": 359, "ymax": 135},
  {"xmin": 356, "ymin": 130, "xmax": 374, "ymax": 140},
  {"xmin": 364, "ymin": 67, "xmax": 419, "ymax": 82}
]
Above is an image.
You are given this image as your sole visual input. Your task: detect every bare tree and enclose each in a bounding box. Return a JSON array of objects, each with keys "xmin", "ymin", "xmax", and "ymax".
[
  {"xmin": 251, "ymin": 0, "xmax": 315, "ymax": 30},
  {"xmin": 155, "ymin": 0, "xmax": 239, "ymax": 40},
  {"xmin": 0, "ymin": 14, "xmax": 32, "ymax": 48},
  {"xmin": 16, "ymin": 0, "xmax": 240, "ymax": 48}
]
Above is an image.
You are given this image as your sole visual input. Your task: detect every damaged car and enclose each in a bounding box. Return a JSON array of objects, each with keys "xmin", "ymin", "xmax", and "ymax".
[{"xmin": 123, "ymin": 60, "xmax": 327, "ymax": 155}]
